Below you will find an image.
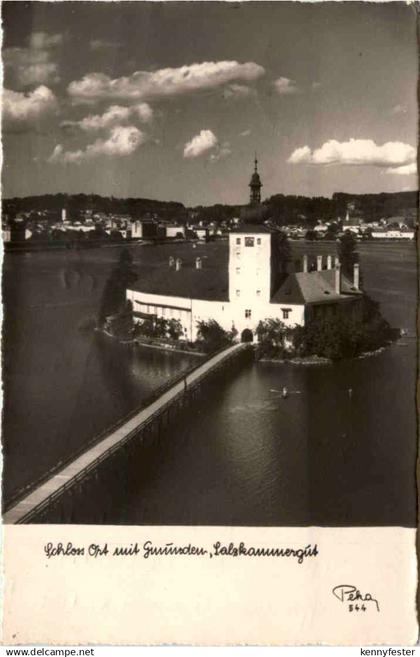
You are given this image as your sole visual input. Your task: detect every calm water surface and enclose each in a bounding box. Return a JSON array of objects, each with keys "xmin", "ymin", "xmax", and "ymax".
[{"xmin": 2, "ymin": 241, "xmax": 417, "ymax": 525}]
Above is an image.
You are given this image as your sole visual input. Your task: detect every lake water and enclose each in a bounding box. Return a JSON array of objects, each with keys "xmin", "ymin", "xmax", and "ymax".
[{"xmin": 2, "ymin": 241, "xmax": 417, "ymax": 526}]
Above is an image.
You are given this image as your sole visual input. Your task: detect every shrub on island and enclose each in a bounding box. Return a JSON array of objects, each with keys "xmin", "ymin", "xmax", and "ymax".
[
  {"xmin": 257, "ymin": 295, "xmax": 396, "ymax": 362},
  {"xmin": 134, "ymin": 317, "xmax": 184, "ymax": 342},
  {"xmin": 105, "ymin": 300, "xmax": 135, "ymax": 340},
  {"xmin": 196, "ymin": 319, "xmax": 237, "ymax": 353}
]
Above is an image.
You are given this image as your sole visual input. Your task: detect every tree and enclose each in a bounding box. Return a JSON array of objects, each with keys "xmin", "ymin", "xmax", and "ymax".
[
  {"xmin": 256, "ymin": 318, "xmax": 288, "ymax": 358},
  {"xmin": 271, "ymin": 231, "xmax": 292, "ymax": 292},
  {"xmin": 167, "ymin": 318, "xmax": 183, "ymax": 340},
  {"xmin": 288, "ymin": 295, "xmax": 394, "ymax": 361},
  {"xmin": 98, "ymin": 249, "xmax": 137, "ymax": 326},
  {"xmin": 134, "ymin": 316, "xmax": 170, "ymax": 340},
  {"xmin": 338, "ymin": 232, "xmax": 359, "ymax": 278},
  {"xmin": 196, "ymin": 319, "xmax": 234, "ymax": 352},
  {"xmin": 106, "ymin": 300, "xmax": 134, "ymax": 339},
  {"xmin": 324, "ymin": 223, "xmax": 339, "ymax": 240},
  {"xmin": 273, "ymin": 231, "xmax": 291, "ymax": 273}
]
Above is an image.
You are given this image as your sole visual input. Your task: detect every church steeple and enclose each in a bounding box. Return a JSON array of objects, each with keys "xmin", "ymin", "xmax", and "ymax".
[{"xmin": 249, "ymin": 154, "xmax": 262, "ymax": 206}]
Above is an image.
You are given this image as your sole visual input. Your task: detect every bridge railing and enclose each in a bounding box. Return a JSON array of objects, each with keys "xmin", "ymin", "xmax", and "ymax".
[{"xmin": 4, "ymin": 342, "xmax": 249, "ymax": 513}]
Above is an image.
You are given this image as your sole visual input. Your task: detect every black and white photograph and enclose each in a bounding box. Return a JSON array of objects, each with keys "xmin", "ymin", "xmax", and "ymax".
[
  {"xmin": 1, "ymin": 0, "xmax": 418, "ymax": 646},
  {"xmin": 2, "ymin": 0, "xmax": 417, "ymax": 527}
]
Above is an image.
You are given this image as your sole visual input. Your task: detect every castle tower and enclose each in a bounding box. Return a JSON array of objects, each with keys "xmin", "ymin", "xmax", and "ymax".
[
  {"xmin": 229, "ymin": 225, "xmax": 272, "ymax": 306},
  {"xmin": 249, "ymin": 155, "xmax": 262, "ymax": 206},
  {"xmin": 229, "ymin": 157, "xmax": 273, "ymax": 308}
]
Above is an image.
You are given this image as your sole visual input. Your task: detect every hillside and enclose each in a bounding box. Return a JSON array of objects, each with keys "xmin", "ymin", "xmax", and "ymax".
[
  {"xmin": 263, "ymin": 191, "xmax": 418, "ymax": 226},
  {"xmin": 3, "ymin": 190, "xmax": 417, "ymax": 227},
  {"xmin": 3, "ymin": 193, "xmax": 187, "ymax": 223}
]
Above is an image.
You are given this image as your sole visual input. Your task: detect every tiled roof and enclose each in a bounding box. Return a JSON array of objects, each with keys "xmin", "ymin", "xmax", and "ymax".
[
  {"xmin": 232, "ymin": 223, "xmax": 272, "ymax": 234},
  {"xmin": 130, "ymin": 261, "xmax": 229, "ymax": 301},
  {"xmin": 271, "ymin": 270, "xmax": 362, "ymax": 305}
]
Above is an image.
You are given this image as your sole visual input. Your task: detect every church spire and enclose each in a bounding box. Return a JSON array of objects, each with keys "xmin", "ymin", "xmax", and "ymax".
[{"xmin": 249, "ymin": 154, "xmax": 262, "ymax": 206}]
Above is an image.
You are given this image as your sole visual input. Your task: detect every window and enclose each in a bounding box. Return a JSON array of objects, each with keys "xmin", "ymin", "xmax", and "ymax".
[
  {"xmin": 236, "ymin": 250, "xmax": 241, "ymax": 258},
  {"xmin": 245, "ymin": 236, "xmax": 255, "ymax": 247},
  {"xmin": 257, "ymin": 238, "xmax": 261, "ymax": 245},
  {"xmin": 236, "ymin": 267, "xmax": 240, "ymax": 274},
  {"xmin": 245, "ymin": 309, "xmax": 251, "ymax": 318},
  {"xmin": 236, "ymin": 237, "xmax": 241, "ymax": 245},
  {"xmin": 236, "ymin": 290, "xmax": 240, "ymax": 297},
  {"xmin": 282, "ymin": 308, "xmax": 291, "ymax": 320},
  {"xmin": 256, "ymin": 290, "xmax": 261, "ymax": 297}
]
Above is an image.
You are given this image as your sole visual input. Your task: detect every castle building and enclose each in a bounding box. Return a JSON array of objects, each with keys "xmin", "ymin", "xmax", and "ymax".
[{"xmin": 126, "ymin": 160, "xmax": 363, "ymax": 342}]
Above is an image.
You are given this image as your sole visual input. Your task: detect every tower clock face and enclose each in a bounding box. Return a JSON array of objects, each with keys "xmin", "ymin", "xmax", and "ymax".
[{"xmin": 245, "ymin": 236, "xmax": 255, "ymax": 247}]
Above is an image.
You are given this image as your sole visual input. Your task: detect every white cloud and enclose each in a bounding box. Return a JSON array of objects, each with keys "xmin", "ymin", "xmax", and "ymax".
[
  {"xmin": 90, "ymin": 39, "xmax": 121, "ymax": 51},
  {"xmin": 385, "ymin": 162, "xmax": 417, "ymax": 176},
  {"xmin": 19, "ymin": 62, "xmax": 59, "ymax": 87},
  {"xmin": 223, "ymin": 83, "xmax": 256, "ymax": 99},
  {"xmin": 288, "ymin": 145, "xmax": 312, "ymax": 164},
  {"xmin": 273, "ymin": 77, "xmax": 300, "ymax": 95},
  {"xmin": 61, "ymin": 103, "xmax": 153, "ymax": 131},
  {"xmin": 4, "ymin": 32, "xmax": 62, "ymax": 86},
  {"xmin": 210, "ymin": 142, "xmax": 232, "ymax": 163},
  {"xmin": 183, "ymin": 129, "xmax": 218, "ymax": 159},
  {"xmin": 239, "ymin": 129, "xmax": 251, "ymax": 137},
  {"xmin": 3, "ymin": 86, "xmax": 58, "ymax": 132},
  {"xmin": 68, "ymin": 61, "xmax": 265, "ymax": 103},
  {"xmin": 134, "ymin": 103, "xmax": 154, "ymax": 123},
  {"xmin": 4, "ymin": 48, "xmax": 60, "ymax": 86},
  {"xmin": 183, "ymin": 130, "xmax": 231, "ymax": 162},
  {"xmin": 30, "ymin": 32, "xmax": 63, "ymax": 50},
  {"xmin": 287, "ymin": 138, "xmax": 416, "ymax": 174},
  {"xmin": 49, "ymin": 125, "xmax": 145, "ymax": 164},
  {"xmin": 48, "ymin": 144, "xmax": 84, "ymax": 165}
]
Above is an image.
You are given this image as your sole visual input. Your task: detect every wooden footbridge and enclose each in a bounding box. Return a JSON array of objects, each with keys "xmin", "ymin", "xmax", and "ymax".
[{"xmin": 4, "ymin": 343, "xmax": 252, "ymax": 524}]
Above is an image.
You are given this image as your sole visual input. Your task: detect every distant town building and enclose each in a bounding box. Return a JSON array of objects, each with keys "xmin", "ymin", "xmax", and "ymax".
[
  {"xmin": 371, "ymin": 228, "xmax": 414, "ymax": 240},
  {"xmin": 343, "ymin": 204, "xmax": 363, "ymax": 234},
  {"xmin": 131, "ymin": 220, "xmax": 158, "ymax": 239},
  {"xmin": 313, "ymin": 222, "xmax": 329, "ymax": 236},
  {"xmin": 163, "ymin": 224, "xmax": 185, "ymax": 239},
  {"xmin": 2, "ymin": 226, "xmax": 11, "ymax": 243},
  {"xmin": 3, "ymin": 222, "xmax": 32, "ymax": 242}
]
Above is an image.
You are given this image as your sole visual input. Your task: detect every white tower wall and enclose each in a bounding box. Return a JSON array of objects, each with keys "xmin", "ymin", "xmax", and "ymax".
[{"xmin": 228, "ymin": 231, "xmax": 272, "ymax": 305}]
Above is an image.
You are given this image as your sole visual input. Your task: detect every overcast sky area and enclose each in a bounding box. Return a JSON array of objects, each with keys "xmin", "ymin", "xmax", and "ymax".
[{"xmin": 2, "ymin": 1, "xmax": 418, "ymax": 206}]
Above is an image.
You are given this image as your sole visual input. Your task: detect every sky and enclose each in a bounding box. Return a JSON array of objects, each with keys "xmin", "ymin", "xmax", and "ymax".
[{"xmin": 2, "ymin": 1, "xmax": 418, "ymax": 206}]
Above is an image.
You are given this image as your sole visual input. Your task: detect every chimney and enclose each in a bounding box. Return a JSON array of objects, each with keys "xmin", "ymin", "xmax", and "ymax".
[
  {"xmin": 169, "ymin": 256, "xmax": 175, "ymax": 267},
  {"xmin": 327, "ymin": 254, "xmax": 332, "ymax": 270},
  {"xmin": 175, "ymin": 257, "xmax": 182, "ymax": 271},
  {"xmin": 353, "ymin": 263, "xmax": 360, "ymax": 290},
  {"xmin": 303, "ymin": 254, "xmax": 308, "ymax": 273},
  {"xmin": 317, "ymin": 255, "xmax": 323, "ymax": 271},
  {"xmin": 195, "ymin": 257, "xmax": 202, "ymax": 270},
  {"xmin": 335, "ymin": 261, "xmax": 341, "ymax": 294}
]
